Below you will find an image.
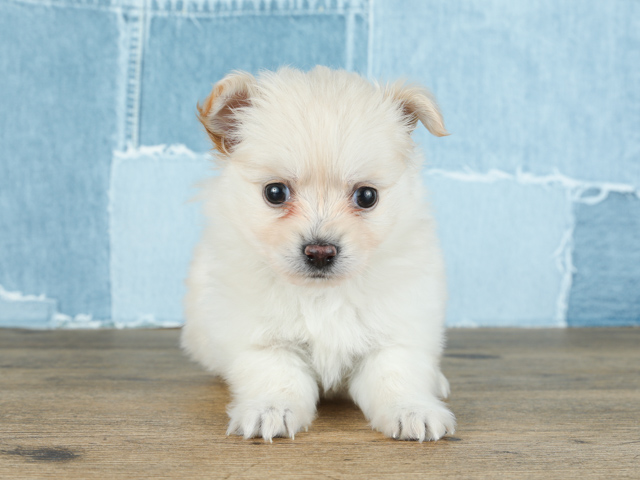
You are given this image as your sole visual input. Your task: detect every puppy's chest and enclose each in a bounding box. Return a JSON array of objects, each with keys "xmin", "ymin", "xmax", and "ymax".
[
  {"xmin": 291, "ymin": 294, "xmax": 379, "ymax": 388},
  {"xmin": 299, "ymin": 296, "xmax": 364, "ymax": 341}
]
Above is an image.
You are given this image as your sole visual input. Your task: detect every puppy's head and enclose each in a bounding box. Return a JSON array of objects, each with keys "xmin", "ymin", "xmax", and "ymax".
[{"xmin": 198, "ymin": 67, "xmax": 447, "ymax": 285}]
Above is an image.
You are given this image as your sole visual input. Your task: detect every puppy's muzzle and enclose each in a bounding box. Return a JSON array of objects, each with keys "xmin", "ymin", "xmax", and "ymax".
[{"xmin": 303, "ymin": 243, "xmax": 338, "ymax": 269}]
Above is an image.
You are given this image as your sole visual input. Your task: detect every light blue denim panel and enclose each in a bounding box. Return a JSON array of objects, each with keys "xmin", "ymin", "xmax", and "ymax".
[
  {"xmin": 567, "ymin": 193, "xmax": 640, "ymax": 326},
  {"xmin": 0, "ymin": 288, "xmax": 57, "ymax": 328},
  {"xmin": 110, "ymin": 147, "xmax": 211, "ymax": 325},
  {"xmin": 371, "ymin": 0, "xmax": 640, "ymax": 186},
  {"xmin": 424, "ymin": 173, "xmax": 571, "ymax": 326},
  {"xmin": 0, "ymin": 1, "xmax": 119, "ymax": 320},
  {"xmin": 139, "ymin": 1, "xmax": 369, "ymax": 150}
]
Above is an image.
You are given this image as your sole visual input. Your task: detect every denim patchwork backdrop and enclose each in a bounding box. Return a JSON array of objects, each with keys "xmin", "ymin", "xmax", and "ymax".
[{"xmin": 0, "ymin": 0, "xmax": 638, "ymax": 328}]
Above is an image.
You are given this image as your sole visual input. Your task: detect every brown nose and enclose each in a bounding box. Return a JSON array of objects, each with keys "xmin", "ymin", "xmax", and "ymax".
[{"xmin": 304, "ymin": 244, "xmax": 338, "ymax": 269}]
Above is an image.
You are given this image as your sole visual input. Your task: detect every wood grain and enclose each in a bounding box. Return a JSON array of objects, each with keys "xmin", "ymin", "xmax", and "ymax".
[{"xmin": 0, "ymin": 328, "xmax": 638, "ymax": 479}]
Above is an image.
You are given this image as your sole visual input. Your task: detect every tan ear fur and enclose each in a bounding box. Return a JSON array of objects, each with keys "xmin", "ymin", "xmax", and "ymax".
[
  {"xmin": 197, "ymin": 71, "xmax": 257, "ymax": 155},
  {"xmin": 386, "ymin": 82, "xmax": 449, "ymax": 137}
]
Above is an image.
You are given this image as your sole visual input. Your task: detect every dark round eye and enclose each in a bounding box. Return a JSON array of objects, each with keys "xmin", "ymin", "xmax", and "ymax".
[
  {"xmin": 264, "ymin": 183, "xmax": 290, "ymax": 205},
  {"xmin": 353, "ymin": 186, "xmax": 378, "ymax": 209}
]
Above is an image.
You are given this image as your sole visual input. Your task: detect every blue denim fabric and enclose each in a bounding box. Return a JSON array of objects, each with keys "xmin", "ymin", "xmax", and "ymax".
[
  {"xmin": 0, "ymin": 0, "xmax": 638, "ymax": 327},
  {"xmin": 0, "ymin": 1, "xmax": 118, "ymax": 320},
  {"xmin": 425, "ymin": 174, "xmax": 571, "ymax": 327},
  {"xmin": 140, "ymin": 13, "xmax": 362, "ymax": 150},
  {"xmin": 0, "ymin": 293, "xmax": 57, "ymax": 328},
  {"xmin": 371, "ymin": 0, "xmax": 640, "ymax": 185},
  {"xmin": 110, "ymin": 147, "xmax": 209, "ymax": 325},
  {"xmin": 567, "ymin": 193, "xmax": 640, "ymax": 326}
]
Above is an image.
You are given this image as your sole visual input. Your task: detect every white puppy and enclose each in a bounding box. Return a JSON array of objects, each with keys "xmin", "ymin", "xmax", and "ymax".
[{"xmin": 181, "ymin": 66, "xmax": 455, "ymax": 442}]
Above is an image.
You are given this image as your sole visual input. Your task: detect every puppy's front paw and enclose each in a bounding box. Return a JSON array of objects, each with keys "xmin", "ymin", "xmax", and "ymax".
[
  {"xmin": 375, "ymin": 401, "xmax": 456, "ymax": 442},
  {"xmin": 226, "ymin": 401, "xmax": 314, "ymax": 442},
  {"xmin": 437, "ymin": 371, "xmax": 451, "ymax": 399}
]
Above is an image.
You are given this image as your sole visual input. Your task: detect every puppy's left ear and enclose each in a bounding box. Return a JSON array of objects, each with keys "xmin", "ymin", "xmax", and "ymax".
[{"xmin": 386, "ymin": 82, "xmax": 449, "ymax": 137}]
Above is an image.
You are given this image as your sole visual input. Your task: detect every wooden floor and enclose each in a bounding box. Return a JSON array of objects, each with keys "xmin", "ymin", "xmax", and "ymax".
[{"xmin": 0, "ymin": 328, "xmax": 638, "ymax": 479}]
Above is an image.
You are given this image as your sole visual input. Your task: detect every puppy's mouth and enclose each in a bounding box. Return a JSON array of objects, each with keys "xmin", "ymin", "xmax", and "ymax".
[
  {"xmin": 284, "ymin": 258, "xmax": 353, "ymax": 285},
  {"xmin": 303, "ymin": 270, "xmax": 334, "ymax": 280}
]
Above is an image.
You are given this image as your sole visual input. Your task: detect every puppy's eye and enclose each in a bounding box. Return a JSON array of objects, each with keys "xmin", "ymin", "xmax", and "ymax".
[
  {"xmin": 264, "ymin": 183, "xmax": 290, "ymax": 205},
  {"xmin": 353, "ymin": 186, "xmax": 378, "ymax": 209}
]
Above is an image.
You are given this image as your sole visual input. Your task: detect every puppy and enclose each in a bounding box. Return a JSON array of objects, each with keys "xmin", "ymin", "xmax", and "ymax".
[{"xmin": 181, "ymin": 66, "xmax": 455, "ymax": 442}]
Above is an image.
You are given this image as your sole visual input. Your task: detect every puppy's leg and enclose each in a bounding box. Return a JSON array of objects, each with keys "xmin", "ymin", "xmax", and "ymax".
[
  {"xmin": 349, "ymin": 347, "xmax": 455, "ymax": 442},
  {"xmin": 225, "ymin": 348, "xmax": 319, "ymax": 442}
]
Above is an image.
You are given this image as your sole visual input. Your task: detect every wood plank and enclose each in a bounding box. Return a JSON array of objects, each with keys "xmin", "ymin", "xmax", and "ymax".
[{"xmin": 0, "ymin": 328, "xmax": 638, "ymax": 479}]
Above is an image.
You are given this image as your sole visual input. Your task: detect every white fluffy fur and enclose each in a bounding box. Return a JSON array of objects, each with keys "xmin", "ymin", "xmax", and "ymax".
[{"xmin": 181, "ymin": 66, "xmax": 455, "ymax": 442}]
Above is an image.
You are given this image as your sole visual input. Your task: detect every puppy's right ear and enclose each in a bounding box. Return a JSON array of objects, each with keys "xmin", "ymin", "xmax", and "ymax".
[
  {"xmin": 197, "ymin": 71, "xmax": 256, "ymax": 155},
  {"xmin": 385, "ymin": 81, "xmax": 449, "ymax": 137}
]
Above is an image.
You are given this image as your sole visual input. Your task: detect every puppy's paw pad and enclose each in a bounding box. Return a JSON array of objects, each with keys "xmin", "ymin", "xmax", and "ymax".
[
  {"xmin": 227, "ymin": 402, "xmax": 312, "ymax": 442},
  {"xmin": 380, "ymin": 403, "xmax": 456, "ymax": 442}
]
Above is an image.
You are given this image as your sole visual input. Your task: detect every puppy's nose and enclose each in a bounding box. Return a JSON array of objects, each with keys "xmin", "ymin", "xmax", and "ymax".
[{"xmin": 304, "ymin": 244, "xmax": 338, "ymax": 269}]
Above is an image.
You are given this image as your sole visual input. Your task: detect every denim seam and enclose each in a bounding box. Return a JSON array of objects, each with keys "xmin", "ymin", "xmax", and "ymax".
[
  {"xmin": 5, "ymin": 0, "xmax": 367, "ymax": 15},
  {"xmin": 345, "ymin": 8, "xmax": 354, "ymax": 71},
  {"xmin": 139, "ymin": 8, "xmax": 365, "ymax": 18},
  {"xmin": 123, "ymin": 5, "xmax": 147, "ymax": 148},
  {"xmin": 366, "ymin": 0, "xmax": 373, "ymax": 79}
]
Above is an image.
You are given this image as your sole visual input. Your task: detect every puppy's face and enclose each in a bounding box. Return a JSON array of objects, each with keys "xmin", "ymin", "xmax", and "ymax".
[{"xmin": 198, "ymin": 67, "xmax": 447, "ymax": 285}]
